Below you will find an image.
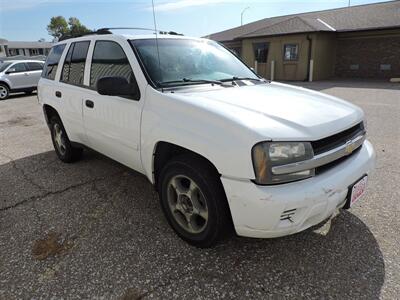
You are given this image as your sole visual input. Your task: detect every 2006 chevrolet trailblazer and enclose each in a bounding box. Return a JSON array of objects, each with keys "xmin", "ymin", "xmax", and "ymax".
[{"xmin": 38, "ymin": 30, "xmax": 376, "ymax": 247}]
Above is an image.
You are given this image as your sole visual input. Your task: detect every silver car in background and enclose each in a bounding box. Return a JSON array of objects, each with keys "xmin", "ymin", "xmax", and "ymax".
[{"xmin": 0, "ymin": 60, "xmax": 44, "ymax": 100}]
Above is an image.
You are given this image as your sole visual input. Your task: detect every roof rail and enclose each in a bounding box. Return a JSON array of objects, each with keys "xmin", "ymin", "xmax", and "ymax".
[
  {"xmin": 58, "ymin": 27, "xmax": 183, "ymax": 41},
  {"xmin": 98, "ymin": 27, "xmax": 184, "ymax": 36}
]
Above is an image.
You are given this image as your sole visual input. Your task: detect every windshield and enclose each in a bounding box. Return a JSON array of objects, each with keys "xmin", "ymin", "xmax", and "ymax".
[
  {"xmin": 0, "ymin": 62, "xmax": 12, "ymax": 73},
  {"xmin": 130, "ymin": 38, "xmax": 258, "ymax": 87}
]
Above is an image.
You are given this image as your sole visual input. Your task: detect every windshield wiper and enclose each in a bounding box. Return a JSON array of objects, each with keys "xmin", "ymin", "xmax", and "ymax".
[
  {"xmin": 220, "ymin": 76, "xmax": 265, "ymax": 82},
  {"xmin": 160, "ymin": 78, "xmax": 230, "ymax": 87}
]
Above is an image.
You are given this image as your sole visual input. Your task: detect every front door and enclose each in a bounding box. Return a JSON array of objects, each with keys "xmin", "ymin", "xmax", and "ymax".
[
  {"xmin": 83, "ymin": 40, "xmax": 143, "ymax": 171},
  {"xmin": 7, "ymin": 62, "xmax": 31, "ymax": 89}
]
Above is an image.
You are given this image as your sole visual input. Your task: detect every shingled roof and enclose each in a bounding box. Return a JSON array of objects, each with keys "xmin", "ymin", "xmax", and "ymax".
[{"xmin": 206, "ymin": 1, "xmax": 400, "ymax": 42}]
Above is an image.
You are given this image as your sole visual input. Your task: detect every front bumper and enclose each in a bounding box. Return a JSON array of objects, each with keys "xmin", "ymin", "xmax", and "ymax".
[{"xmin": 221, "ymin": 140, "xmax": 376, "ymax": 238}]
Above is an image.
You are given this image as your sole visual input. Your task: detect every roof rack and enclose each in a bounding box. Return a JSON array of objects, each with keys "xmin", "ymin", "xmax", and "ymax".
[{"xmin": 58, "ymin": 27, "xmax": 183, "ymax": 41}]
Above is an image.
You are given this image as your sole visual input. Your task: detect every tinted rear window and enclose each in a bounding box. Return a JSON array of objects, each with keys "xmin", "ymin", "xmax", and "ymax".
[
  {"xmin": 42, "ymin": 44, "xmax": 66, "ymax": 80},
  {"xmin": 61, "ymin": 41, "xmax": 90, "ymax": 86}
]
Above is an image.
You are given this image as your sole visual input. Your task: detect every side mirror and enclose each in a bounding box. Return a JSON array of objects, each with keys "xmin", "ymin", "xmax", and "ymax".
[
  {"xmin": 97, "ymin": 76, "xmax": 139, "ymax": 99},
  {"xmin": 6, "ymin": 68, "xmax": 16, "ymax": 74}
]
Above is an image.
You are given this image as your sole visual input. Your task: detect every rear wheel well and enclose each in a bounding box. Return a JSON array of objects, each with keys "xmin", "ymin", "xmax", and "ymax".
[
  {"xmin": 43, "ymin": 104, "xmax": 60, "ymax": 125},
  {"xmin": 153, "ymin": 142, "xmax": 220, "ymax": 191}
]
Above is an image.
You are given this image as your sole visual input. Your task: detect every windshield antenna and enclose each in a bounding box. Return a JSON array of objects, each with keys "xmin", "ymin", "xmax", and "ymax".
[{"xmin": 151, "ymin": 0, "xmax": 162, "ymax": 89}]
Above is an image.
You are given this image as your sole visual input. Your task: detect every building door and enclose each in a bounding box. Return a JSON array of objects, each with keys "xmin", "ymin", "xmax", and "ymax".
[{"xmin": 253, "ymin": 42, "xmax": 269, "ymax": 77}]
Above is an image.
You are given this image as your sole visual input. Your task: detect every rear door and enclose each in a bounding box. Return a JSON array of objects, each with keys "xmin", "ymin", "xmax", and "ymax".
[
  {"xmin": 57, "ymin": 40, "xmax": 91, "ymax": 145},
  {"xmin": 25, "ymin": 62, "xmax": 44, "ymax": 88},
  {"xmin": 82, "ymin": 39, "xmax": 143, "ymax": 171},
  {"xmin": 39, "ymin": 43, "xmax": 67, "ymax": 115},
  {"xmin": 6, "ymin": 62, "xmax": 31, "ymax": 89}
]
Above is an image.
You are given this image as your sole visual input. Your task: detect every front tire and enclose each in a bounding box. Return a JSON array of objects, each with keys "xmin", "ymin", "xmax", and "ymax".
[
  {"xmin": 158, "ymin": 154, "xmax": 232, "ymax": 248},
  {"xmin": 50, "ymin": 115, "xmax": 83, "ymax": 163},
  {"xmin": 0, "ymin": 83, "xmax": 9, "ymax": 100}
]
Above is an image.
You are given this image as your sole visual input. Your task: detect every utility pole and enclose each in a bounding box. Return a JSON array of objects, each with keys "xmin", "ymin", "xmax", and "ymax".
[
  {"xmin": 348, "ymin": 0, "xmax": 351, "ymax": 7},
  {"xmin": 241, "ymin": 7, "xmax": 250, "ymax": 26}
]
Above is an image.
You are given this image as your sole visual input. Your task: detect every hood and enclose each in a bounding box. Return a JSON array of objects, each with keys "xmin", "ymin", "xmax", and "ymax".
[{"xmin": 171, "ymin": 82, "xmax": 364, "ymax": 141}]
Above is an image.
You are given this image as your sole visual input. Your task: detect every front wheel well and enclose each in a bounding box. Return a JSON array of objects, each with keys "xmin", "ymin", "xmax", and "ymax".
[
  {"xmin": 153, "ymin": 142, "xmax": 220, "ymax": 191},
  {"xmin": 0, "ymin": 81, "xmax": 10, "ymax": 90}
]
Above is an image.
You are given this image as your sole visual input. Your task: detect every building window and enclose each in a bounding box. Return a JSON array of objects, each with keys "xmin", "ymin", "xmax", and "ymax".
[
  {"xmin": 29, "ymin": 49, "xmax": 39, "ymax": 56},
  {"xmin": 253, "ymin": 42, "xmax": 268, "ymax": 63},
  {"xmin": 283, "ymin": 44, "xmax": 299, "ymax": 61}
]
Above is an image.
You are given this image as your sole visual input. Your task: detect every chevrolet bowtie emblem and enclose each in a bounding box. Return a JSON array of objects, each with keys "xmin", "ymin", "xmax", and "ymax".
[{"xmin": 345, "ymin": 140, "xmax": 355, "ymax": 155}]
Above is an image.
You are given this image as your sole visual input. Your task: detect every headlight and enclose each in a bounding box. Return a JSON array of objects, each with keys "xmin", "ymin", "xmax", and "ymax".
[{"xmin": 252, "ymin": 142, "xmax": 314, "ymax": 185}]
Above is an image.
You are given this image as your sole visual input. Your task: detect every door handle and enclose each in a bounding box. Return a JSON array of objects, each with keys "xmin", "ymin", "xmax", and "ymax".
[
  {"xmin": 55, "ymin": 91, "xmax": 62, "ymax": 98},
  {"xmin": 85, "ymin": 100, "xmax": 94, "ymax": 108}
]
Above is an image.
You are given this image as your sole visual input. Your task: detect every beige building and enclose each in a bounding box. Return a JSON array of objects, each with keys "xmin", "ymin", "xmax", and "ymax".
[
  {"xmin": 206, "ymin": 1, "xmax": 400, "ymax": 81},
  {"xmin": 0, "ymin": 38, "xmax": 53, "ymax": 59}
]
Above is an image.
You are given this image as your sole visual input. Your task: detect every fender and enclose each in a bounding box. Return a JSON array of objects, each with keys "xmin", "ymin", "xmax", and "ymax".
[{"xmin": 140, "ymin": 87, "xmax": 261, "ymax": 183}]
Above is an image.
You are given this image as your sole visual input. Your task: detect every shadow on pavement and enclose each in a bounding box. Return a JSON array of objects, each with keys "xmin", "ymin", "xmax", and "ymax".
[{"xmin": 0, "ymin": 150, "xmax": 385, "ymax": 299}]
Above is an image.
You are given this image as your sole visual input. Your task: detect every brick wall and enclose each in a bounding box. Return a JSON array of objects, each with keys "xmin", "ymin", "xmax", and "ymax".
[{"xmin": 335, "ymin": 36, "xmax": 400, "ymax": 78}]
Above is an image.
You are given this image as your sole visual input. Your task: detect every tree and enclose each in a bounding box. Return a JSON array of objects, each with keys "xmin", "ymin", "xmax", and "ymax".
[
  {"xmin": 68, "ymin": 17, "xmax": 91, "ymax": 36},
  {"xmin": 47, "ymin": 16, "xmax": 68, "ymax": 39},
  {"xmin": 47, "ymin": 16, "xmax": 92, "ymax": 40}
]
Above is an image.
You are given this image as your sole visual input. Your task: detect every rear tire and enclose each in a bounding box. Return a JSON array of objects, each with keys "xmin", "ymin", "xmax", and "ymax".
[
  {"xmin": 0, "ymin": 83, "xmax": 9, "ymax": 100},
  {"xmin": 50, "ymin": 115, "xmax": 83, "ymax": 163},
  {"xmin": 158, "ymin": 154, "xmax": 232, "ymax": 248}
]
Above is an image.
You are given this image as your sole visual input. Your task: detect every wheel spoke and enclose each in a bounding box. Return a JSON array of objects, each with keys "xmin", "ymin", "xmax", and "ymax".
[
  {"xmin": 187, "ymin": 180, "xmax": 197, "ymax": 198},
  {"xmin": 186, "ymin": 214, "xmax": 196, "ymax": 232},
  {"xmin": 172, "ymin": 177, "xmax": 186, "ymax": 195}
]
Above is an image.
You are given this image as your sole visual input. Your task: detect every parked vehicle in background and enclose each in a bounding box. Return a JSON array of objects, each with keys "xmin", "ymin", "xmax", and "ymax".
[
  {"xmin": 0, "ymin": 60, "xmax": 44, "ymax": 100},
  {"xmin": 38, "ymin": 32, "xmax": 376, "ymax": 247}
]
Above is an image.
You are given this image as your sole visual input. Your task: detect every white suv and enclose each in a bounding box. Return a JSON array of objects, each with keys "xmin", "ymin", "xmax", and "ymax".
[{"xmin": 38, "ymin": 32, "xmax": 376, "ymax": 247}]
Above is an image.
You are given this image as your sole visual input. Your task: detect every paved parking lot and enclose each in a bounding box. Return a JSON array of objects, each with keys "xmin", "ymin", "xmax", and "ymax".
[{"xmin": 0, "ymin": 80, "xmax": 399, "ymax": 299}]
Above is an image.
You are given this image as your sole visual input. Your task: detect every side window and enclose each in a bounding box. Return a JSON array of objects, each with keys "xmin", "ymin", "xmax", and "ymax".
[
  {"xmin": 27, "ymin": 62, "xmax": 44, "ymax": 71},
  {"xmin": 12, "ymin": 63, "xmax": 28, "ymax": 72},
  {"xmin": 90, "ymin": 41, "xmax": 134, "ymax": 89},
  {"xmin": 42, "ymin": 44, "xmax": 66, "ymax": 80},
  {"xmin": 61, "ymin": 41, "xmax": 90, "ymax": 86}
]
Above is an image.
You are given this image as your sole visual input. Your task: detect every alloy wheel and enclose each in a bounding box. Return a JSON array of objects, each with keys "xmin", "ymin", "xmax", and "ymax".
[
  {"xmin": 167, "ymin": 175, "xmax": 209, "ymax": 234},
  {"xmin": 0, "ymin": 86, "xmax": 8, "ymax": 99},
  {"xmin": 53, "ymin": 123, "xmax": 67, "ymax": 156}
]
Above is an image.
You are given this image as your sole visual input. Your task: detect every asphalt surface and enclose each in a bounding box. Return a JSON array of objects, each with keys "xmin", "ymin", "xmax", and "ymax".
[{"xmin": 0, "ymin": 81, "xmax": 399, "ymax": 299}]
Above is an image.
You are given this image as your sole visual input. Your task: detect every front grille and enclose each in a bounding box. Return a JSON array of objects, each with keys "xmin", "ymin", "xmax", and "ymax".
[
  {"xmin": 311, "ymin": 122, "xmax": 365, "ymax": 175},
  {"xmin": 311, "ymin": 122, "xmax": 365, "ymax": 156},
  {"xmin": 315, "ymin": 146, "xmax": 361, "ymax": 175}
]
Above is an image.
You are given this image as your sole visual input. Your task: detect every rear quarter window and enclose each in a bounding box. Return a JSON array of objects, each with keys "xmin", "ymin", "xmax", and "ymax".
[{"xmin": 42, "ymin": 44, "xmax": 66, "ymax": 80}]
